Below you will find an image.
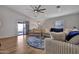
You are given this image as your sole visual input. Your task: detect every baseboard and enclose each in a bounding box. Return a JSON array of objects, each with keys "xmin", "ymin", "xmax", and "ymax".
[{"xmin": 0, "ymin": 35, "xmax": 17, "ymax": 39}]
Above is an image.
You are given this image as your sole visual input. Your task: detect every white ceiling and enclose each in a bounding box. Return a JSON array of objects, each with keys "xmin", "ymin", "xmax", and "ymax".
[{"xmin": 5, "ymin": 5, "xmax": 79, "ymax": 20}]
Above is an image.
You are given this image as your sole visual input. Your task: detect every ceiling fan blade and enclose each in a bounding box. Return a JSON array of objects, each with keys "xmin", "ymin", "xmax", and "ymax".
[
  {"xmin": 35, "ymin": 6, "xmax": 37, "ymax": 9},
  {"xmin": 39, "ymin": 9, "xmax": 46, "ymax": 11},
  {"xmin": 37, "ymin": 5, "xmax": 41, "ymax": 9},
  {"xmin": 40, "ymin": 11, "xmax": 44, "ymax": 13}
]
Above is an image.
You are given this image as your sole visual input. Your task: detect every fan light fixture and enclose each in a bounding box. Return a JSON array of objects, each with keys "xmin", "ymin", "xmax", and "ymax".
[
  {"xmin": 30, "ymin": 5, "xmax": 46, "ymax": 17},
  {"xmin": 30, "ymin": 5, "xmax": 61, "ymax": 17},
  {"xmin": 34, "ymin": 10, "xmax": 38, "ymax": 13}
]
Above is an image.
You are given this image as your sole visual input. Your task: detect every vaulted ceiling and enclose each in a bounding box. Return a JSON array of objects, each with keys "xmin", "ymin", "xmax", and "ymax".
[{"xmin": 5, "ymin": 5, "xmax": 79, "ymax": 20}]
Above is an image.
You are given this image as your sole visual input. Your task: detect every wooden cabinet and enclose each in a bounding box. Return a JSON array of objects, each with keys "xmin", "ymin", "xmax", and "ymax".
[{"xmin": 0, "ymin": 36, "xmax": 17, "ymax": 53}]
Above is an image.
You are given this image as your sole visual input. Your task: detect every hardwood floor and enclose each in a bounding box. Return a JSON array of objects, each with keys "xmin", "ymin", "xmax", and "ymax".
[
  {"xmin": 13, "ymin": 35, "xmax": 44, "ymax": 54},
  {"xmin": 0, "ymin": 35, "xmax": 44, "ymax": 54}
]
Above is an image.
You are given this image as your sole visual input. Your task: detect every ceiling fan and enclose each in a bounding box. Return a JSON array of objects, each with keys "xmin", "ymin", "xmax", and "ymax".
[{"xmin": 30, "ymin": 5, "xmax": 46, "ymax": 13}]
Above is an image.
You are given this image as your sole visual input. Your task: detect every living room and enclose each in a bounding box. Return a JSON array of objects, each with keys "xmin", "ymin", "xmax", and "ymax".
[{"xmin": 0, "ymin": 5, "xmax": 79, "ymax": 54}]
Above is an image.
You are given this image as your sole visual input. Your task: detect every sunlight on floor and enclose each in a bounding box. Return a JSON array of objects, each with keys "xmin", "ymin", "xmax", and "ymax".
[
  {"xmin": 15, "ymin": 35, "xmax": 43, "ymax": 54},
  {"xmin": 16, "ymin": 35, "xmax": 27, "ymax": 53}
]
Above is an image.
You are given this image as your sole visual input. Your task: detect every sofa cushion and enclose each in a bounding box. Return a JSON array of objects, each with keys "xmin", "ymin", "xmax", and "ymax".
[
  {"xmin": 67, "ymin": 35, "xmax": 79, "ymax": 45},
  {"xmin": 66, "ymin": 31, "xmax": 79, "ymax": 41},
  {"xmin": 50, "ymin": 32, "xmax": 66, "ymax": 42}
]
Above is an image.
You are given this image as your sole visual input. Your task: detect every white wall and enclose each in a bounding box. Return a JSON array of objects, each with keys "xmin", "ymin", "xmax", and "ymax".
[
  {"xmin": 42, "ymin": 13, "xmax": 79, "ymax": 31},
  {"xmin": 0, "ymin": 6, "xmax": 45, "ymax": 38},
  {"xmin": 0, "ymin": 6, "xmax": 79, "ymax": 38},
  {"xmin": 0, "ymin": 6, "xmax": 32, "ymax": 38}
]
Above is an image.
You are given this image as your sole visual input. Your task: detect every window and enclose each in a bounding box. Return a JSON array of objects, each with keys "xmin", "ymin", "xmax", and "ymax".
[{"xmin": 54, "ymin": 20, "xmax": 64, "ymax": 29}]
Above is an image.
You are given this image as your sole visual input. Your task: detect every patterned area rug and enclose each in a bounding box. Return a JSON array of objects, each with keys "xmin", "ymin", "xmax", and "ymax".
[{"xmin": 27, "ymin": 36, "xmax": 44, "ymax": 49}]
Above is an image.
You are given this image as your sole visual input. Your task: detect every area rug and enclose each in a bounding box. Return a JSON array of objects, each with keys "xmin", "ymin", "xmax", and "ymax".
[{"xmin": 27, "ymin": 36, "xmax": 44, "ymax": 49}]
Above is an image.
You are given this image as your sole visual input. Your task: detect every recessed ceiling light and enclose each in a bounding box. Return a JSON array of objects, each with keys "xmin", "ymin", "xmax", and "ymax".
[{"xmin": 56, "ymin": 5, "xmax": 61, "ymax": 8}]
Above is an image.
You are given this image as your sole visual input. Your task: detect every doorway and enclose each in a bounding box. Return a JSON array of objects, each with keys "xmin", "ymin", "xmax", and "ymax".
[
  {"xmin": 18, "ymin": 22, "xmax": 24, "ymax": 35},
  {"xmin": 17, "ymin": 21, "xmax": 29, "ymax": 36}
]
